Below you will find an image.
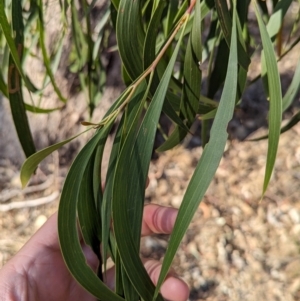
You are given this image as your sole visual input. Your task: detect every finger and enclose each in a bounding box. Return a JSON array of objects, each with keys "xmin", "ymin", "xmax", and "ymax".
[
  {"xmin": 103, "ymin": 259, "xmax": 189, "ymax": 301},
  {"xmin": 142, "ymin": 204, "xmax": 178, "ymax": 236},
  {"xmin": 144, "ymin": 259, "xmax": 189, "ymax": 301}
]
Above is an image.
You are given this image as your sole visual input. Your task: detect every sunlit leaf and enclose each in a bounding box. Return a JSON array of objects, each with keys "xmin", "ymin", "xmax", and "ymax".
[
  {"xmin": 155, "ymin": 2, "xmax": 239, "ymax": 297},
  {"xmin": 255, "ymin": 0, "xmax": 283, "ymax": 195}
]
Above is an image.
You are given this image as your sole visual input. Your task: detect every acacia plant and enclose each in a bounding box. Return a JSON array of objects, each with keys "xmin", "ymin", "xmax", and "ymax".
[{"xmin": 1, "ymin": 0, "xmax": 300, "ymax": 300}]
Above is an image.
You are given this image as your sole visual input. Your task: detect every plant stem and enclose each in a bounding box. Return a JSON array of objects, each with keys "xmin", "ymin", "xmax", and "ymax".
[{"xmin": 91, "ymin": 1, "xmax": 197, "ymax": 127}]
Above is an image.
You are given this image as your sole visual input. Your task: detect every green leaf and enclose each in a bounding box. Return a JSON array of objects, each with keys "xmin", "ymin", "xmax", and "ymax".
[
  {"xmin": 162, "ymin": 96, "xmax": 190, "ymax": 132},
  {"xmin": 24, "ymin": 103, "xmax": 63, "ymax": 113},
  {"xmin": 58, "ymin": 128, "xmax": 124, "ymax": 301},
  {"xmin": 8, "ymin": 0, "xmax": 36, "ymax": 159},
  {"xmin": 157, "ymin": 0, "xmax": 202, "ymax": 151},
  {"xmin": 20, "ymin": 129, "xmax": 90, "ymax": 188},
  {"xmin": 249, "ymin": 58, "xmax": 300, "ymax": 141},
  {"xmin": 117, "ymin": 0, "xmax": 145, "ymax": 80},
  {"xmin": 267, "ymin": 0, "xmax": 293, "ymax": 39},
  {"xmin": 77, "ymin": 151, "xmax": 101, "ymax": 257},
  {"xmin": 101, "ymin": 117, "xmax": 124, "ymax": 272},
  {"xmin": 236, "ymin": 0, "xmax": 250, "ymax": 27},
  {"xmin": 143, "ymin": 0, "xmax": 166, "ymax": 70},
  {"xmin": 278, "ymin": 110, "xmax": 300, "ymax": 134},
  {"xmin": 199, "ymin": 107, "xmax": 217, "ymax": 120},
  {"xmin": 165, "ymin": 0, "xmax": 181, "ymax": 35},
  {"xmin": 112, "ymin": 18, "xmax": 189, "ymax": 301},
  {"xmin": 249, "ymin": 109, "xmax": 300, "ymax": 141},
  {"xmin": 155, "ymin": 2, "xmax": 239, "ymax": 297},
  {"xmin": 37, "ymin": 0, "xmax": 67, "ymax": 103},
  {"xmin": 201, "ymin": 0, "xmax": 215, "ymax": 19},
  {"xmin": 202, "ymin": 12, "xmax": 219, "ymax": 63},
  {"xmin": 0, "ymin": 0, "xmax": 37, "ymax": 92},
  {"xmin": 254, "ymin": 0, "xmax": 282, "ymax": 195},
  {"xmin": 207, "ymin": 38, "xmax": 229, "ymax": 97},
  {"xmin": 282, "ymin": 58, "xmax": 300, "ymax": 112},
  {"xmin": 101, "ymin": 82, "xmax": 147, "ymax": 278},
  {"xmin": 8, "ymin": 59, "xmax": 36, "ymax": 157},
  {"xmin": 0, "ymin": 69, "xmax": 8, "ymax": 97},
  {"xmin": 143, "ymin": 2, "xmax": 190, "ymax": 135},
  {"xmin": 215, "ymin": 0, "xmax": 250, "ymax": 70}
]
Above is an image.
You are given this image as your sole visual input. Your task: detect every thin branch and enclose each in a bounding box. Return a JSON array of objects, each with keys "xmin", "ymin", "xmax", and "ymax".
[
  {"xmin": 0, "ymin": 191, "xmax": 59, "ymax": 212},
  {"xmin": 0, "ymin": 176, "xmax": 55, "ymax": 203}
]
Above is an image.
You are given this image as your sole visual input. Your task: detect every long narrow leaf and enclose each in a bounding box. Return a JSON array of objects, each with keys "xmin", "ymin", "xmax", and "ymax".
[
  {"xmin": 58, "ymin": 128, "xmax": 124, "ymax": 301},
  {"xmin": 157, "ymin": 0, "xmax": 201, "ymax": 152},
  {"xmin": 155, "ymin": 3, "xmax": 239, "ymax": 297},
  {"xmin": 112, "ymin": 18, "xmax": 189, "ymax": 301},
  {"xmin": 20, "ymin": 129, "xmax": 91, "ymax": 188},
  {"xmin": 0, "ymin": 1, "xmax": 37, "ymax": 92},
  {"xmin": 77, "ymin": 151, "xmax": 101, "ymax": 257},
  {"xmin": 37, "ymin": 0, "xmax": 67, "ymax": 102},
  {"xmin": 215, "ymin": 0, "xmax": 250, "ymax": 70},
  {"xmin": 24, "ymin": 103, "xmax": 63, "ymax": 113},
  {"xmin": 254, "ymin": 0, "xmax": 282, "ymax": 195},
  {"xmin": 8, "ymin": 0, "xmax": 36, "ymax": 159},
  {"xmin": 282, "ymin": 58, "xmax": 300, "ymax": 112},
  {"xmin": 101, "ymin": 82, "xmax": 147, "ymax": 277},
  {"xmin": 267, "ymin": 0, "xmax": 293, "ymax": 39},
  {"xmin": 117, "ymin": 0, "xmax": 145, "ymax": 80}
]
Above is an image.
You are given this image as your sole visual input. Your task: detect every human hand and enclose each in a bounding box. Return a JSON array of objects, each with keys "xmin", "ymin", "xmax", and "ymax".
[{"xmin": 0, "ymin": 205, "xmax": 189, "ymax": 301}]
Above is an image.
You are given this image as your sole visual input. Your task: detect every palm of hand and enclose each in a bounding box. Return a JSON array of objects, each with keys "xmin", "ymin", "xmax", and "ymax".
[
  {"xmin": 5, "ymin": 213, "xmax": 97, "ymax": 301},
  {"xmin": 0, "ymin": 206, "xmax": 189, "ymax": 301}
]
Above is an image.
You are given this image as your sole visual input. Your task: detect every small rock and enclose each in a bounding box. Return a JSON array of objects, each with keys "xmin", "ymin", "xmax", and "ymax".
[
  {"xmin": 288, "ymin": 208, "xmax": 300, "ymax": 224},
  {"xmin": 216, "ymin": 217, "xmax": 226, "ymax": 226},
  {"xmin": 187, "ymin": 241, "xmax": 200, "ymax": 260},
  {"xmin": 10, "ymin": 173, "xmax": 21, "ymax": 188},
  {"xmin": 212, "ymin": 208, "xmax": 220, "ymax": 217},
  {"xmin": 232, "ymin": 250, "xmax": 245, "ymax": 270},
  {"xmin": 34, "ymin": 215, "xmax": 47, "ymax": 229},
  {"xmin": 171, "ymin": 195, "xmax": 183, "ymax": 208},
  {"xmin": 14, "ymin": 212, "xmax": 27, "ymax": 226},
  {"xmin": 156, "ymin": 179, "xmax": 169, "ymax": 196},
  {"xmin": 289, "ymin": 278, "xmax": 300, "ymax": 296},
  {"xmin": 291, "ymin": 224, "xmax": 300, "ymax": 236},
  {"xmin": 285, "ymin": 259, "xmax": 300, "ymax": 279},
  {"xmin": 217, "ymin": 238, "xmax": 228, "ymax": 264}
]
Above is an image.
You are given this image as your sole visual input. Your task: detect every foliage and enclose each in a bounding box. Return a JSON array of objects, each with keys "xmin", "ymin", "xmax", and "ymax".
[{"xmin": 1, "ymin": 0, "xmax": 300, "ymax": 299}]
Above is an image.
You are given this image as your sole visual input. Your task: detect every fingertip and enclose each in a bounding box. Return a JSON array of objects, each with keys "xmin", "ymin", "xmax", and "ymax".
[
  {"xmin": 161, "ymin": 275, "xmax": 190, "ymax": 301},
  {"xmin": 144, "ymin": 259, "xmax": 189, "ymax": 301},
  {"xmin": 142, "ymin": 204, "xmax": 178, "ymax": 236}
]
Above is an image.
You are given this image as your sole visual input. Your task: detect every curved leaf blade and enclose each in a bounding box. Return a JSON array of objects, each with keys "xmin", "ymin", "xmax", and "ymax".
[
  {"xmin": 112, "ymin": 20, "xmax": 188, "ymax": 301},
  {"xmin": 37, "ymin": 0, "xmax": 67, "ymax": 103},
  {"xmin": 0, "ymin": 1, "xmax": 37, "ymax": 92},
  {"xmin": 155, "ymin": 3, "xmax": 239, "ymax": 297},
  {"xmin": 255, "ymin": 0, "xmax": 283, "ymax": 195},
  {"xmin": 8, "ymin": 0, "xmax": 36, "ymax": 159},
  {"xmin": 117, "ymin": 0, "xmax": 145, "ymax": 80},
  {"xmin": 20, "ymin": 129, "xmax": 90, "ymax": 188},
  {"xmin": 158, "ymin": 0, "xmax": 201, "ymax": 152},
  {"xmin": 282, "ymin": 58, "xmax": 300, "ymax": 112},
  {"xmin": 58, "ymin": 129, "xmax": 124, "ymax": 301}
]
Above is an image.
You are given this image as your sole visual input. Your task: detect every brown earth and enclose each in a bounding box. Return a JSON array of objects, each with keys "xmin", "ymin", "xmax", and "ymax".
[{"xmin": 1, "ymin": 121, "xmax": 300, "ymax": 301}]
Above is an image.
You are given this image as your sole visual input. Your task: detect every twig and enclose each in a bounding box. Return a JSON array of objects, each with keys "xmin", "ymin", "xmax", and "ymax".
[
  {"xmin": 0, "ymin": 191, "xmax": 59, "ymax": 212},
  {"xmin": 0, "ymin": 176, "xmax": 54, "ymax": 203}
]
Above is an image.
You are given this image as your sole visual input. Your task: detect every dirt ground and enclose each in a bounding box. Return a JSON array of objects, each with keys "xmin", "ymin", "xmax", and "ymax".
[{"xmin": 1, "ymin": 119, "xmax": 300, "ymax": 301}]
